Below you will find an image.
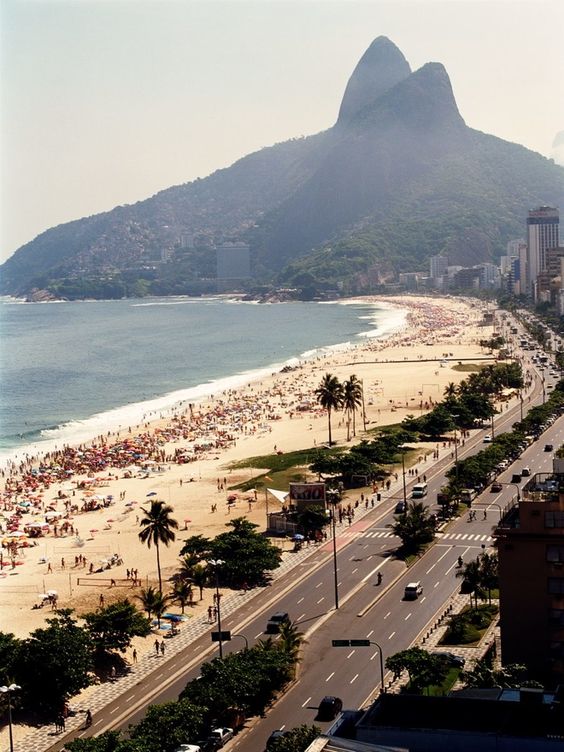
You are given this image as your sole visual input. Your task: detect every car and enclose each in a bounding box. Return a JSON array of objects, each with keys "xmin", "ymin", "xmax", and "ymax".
[
  {"xmin": 208, "ymin": 728, "xmax": 234, "ymax": 748},
  {"xmin": 265, "ymin": 612, "xmax": 290, "ymax": 633},
  {"xmin": 545, "ymin": 444, "xmax": 554, "ymax": 452},
  {"xmin": 434, "ymin": 651, "xmax": 466, "ymax": 668},
  {"xmin": 266, "ymin": 731, "xmax": 287, "ymax": 749},
  {"xmin": 491, "ymin": 482, "xmax": 503, "ymax": 493},
  {"xmin": 317, "ymin": 695, "xmax": 343, "ymax": 721},
  {"xmin": 521, "ymin": 467, "xmax": 531, "ymax": 477},
  {"xmin": 394, "ymin": 501, "xmax": 407, "ymax": 513},
  {"xmin": 511, "ymin": 473, "xmax": 522, "ymax": 484},
  {"xmin": 483, "ymin": 435, "xmax": 492, "ymax": 443},
  {"xmin": 174, "ymin": 746, "xmax": 201, "ymax": 752},
  {"xmin": 404, "ymin": 581, "xmax": 423, "ymax": 600}
]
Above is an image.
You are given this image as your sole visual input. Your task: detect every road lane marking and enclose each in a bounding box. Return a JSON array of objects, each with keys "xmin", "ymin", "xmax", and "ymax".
[
  {"xmin": 367, "ymin": 629, "xmax": 374, "ymax": 638},
  {"xmin": 405, "ymin": 613, "xmax": 411, "ymax": 621},
  {"xmin": 434, "ymin": 581, "xmax": 440, "ymax": 588},
  {"xmin": 420, "ymin": 596, "xmax": 426, "ymax": 603},
  {"xmin": 298, "ymin": 613, "xmax": 306, "ymax": 621},
  {"xmin": 370, "ymin": 651, "xmax": 379, "ymax": 661},
  {"xmin": 388, "ymin": 631, "xmax": 395, "ymax": 639},
  {"xmin": 384, "ymin": 611, "xmax": 391, "ymax": 619},
  {"xmin": 347, "ymin": 650, "xmax": 355, "ymax": 659},
  {"xmin": 350, "ymin": 673, "xmax": 359, "ymax": 684},
  {"xmin": 326, "ymin": 672, "xmax": 335, "ymax": 682},
  {"xmin": 316, "ymin": 597, "xmax": 325, "ymax": 604},
  {"xmin": 254, "ymin": 632, "xmax": 262, "ymax": 639},
  {"xmin": 280, "ymin": 725, "xmax": 286, "ymax": 730},
  {"xmin": 109, "ymin": 706, "xmax": 119, "ymax": 715},
  {"xmin": 315, "ymin": 582, "xmax": 323, "ymax": 588},
  {"xmin": 302, "ymin": 696, "xmax": 311, "ymax": 708},
  {"xmin": 297, "ymin": 597, "xmax": 304, "ymax": 604},
  {"xmin": 352, "ymin": 567, "xmax": 358, "ymax": 574}
]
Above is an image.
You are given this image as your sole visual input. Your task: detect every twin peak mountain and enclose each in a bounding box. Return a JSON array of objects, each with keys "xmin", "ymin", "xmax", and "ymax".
[{"xmin": 2, "ymin": 37, "xmax": 563, "ymax": 299}]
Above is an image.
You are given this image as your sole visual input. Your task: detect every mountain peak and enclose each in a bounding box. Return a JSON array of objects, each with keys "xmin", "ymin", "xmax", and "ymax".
[{"xmin": 337, "ymin": 36, "xmax": 411, "ymax": 125}]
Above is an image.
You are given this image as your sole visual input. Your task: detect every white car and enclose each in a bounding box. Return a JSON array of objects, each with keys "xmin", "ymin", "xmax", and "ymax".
[
  {"xmin": 174, "ymin": 746, "xmax": 201, "ymax": 752},
  {"xmin": 483, "ymin": 435, "xmax": 492, "ymax": 443}
]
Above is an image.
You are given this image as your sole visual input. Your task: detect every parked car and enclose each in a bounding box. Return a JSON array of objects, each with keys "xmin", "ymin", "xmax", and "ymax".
[
  {"xmin": 434, "ymin": 651, "xmax": 466, "ymax": 668},
  {"xmin": 545, "ymin": 444, "xmax": 554, "ymax": 452},
  {"xmin": 265, "ymin": 612, "xmax": 290, "ymax": 633},
  {"xmin": 317, "ymin": 695, "xmax": 343, "ymax": 721},
  {"xmin": 174, "ymin": 746, "xmax": 201, "ymax": 752},
  {"xmin": 266, "ymin": 731, "xmax": 287, "ymax": 749},
  {"xmin": 491, "ymin": 482, "xmax": 503, "ymax": 493},
  {"xmin": 208, "ymin": 728, "xmax": 234, "ymax": 748}
]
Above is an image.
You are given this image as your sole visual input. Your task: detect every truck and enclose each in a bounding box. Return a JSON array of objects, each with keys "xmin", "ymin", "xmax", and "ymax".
[{"xmin": 411, "ymin": 482, "xmax": 428, "ymax": 498}]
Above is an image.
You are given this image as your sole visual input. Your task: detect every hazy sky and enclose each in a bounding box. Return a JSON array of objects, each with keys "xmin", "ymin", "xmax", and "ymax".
[{"xmin": 1, "ymin": 0, "xmax": 563, "ymax": 263}]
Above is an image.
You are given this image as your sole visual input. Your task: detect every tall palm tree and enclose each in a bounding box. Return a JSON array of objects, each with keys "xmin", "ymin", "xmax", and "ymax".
[
  {"xmin": 456, "ymin": 559, "xmax": 484, "ymax": 609},
  {"xmin": 314, "ymin": 373, "xmax": 344, "ymax": 446},
  {"xmin": 479, "ymin": 552, "xmax": 498, "ymax": 605},
  {"xmin": 191, "ymin": 563, "xmax": 208, "ymax": 600},
  {"xmin": 342, "ymin": 375, "xmax": 363, "ymax": 441},
  {"xmin": 152, "ymin": 590, "xmax": 171, "ymax": 629},
  {"xmin": 444, "ymin": 382, "xmax": 458, "ymax": 398},
  {"xmin": 138, "ymin": 500, "xmax": 179, "ymax": 593}
]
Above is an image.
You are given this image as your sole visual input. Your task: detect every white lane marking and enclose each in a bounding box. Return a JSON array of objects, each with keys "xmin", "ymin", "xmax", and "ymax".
[
  {"xmin": 315, "ymin": 582, "xmax": 323, "ymax": 588},
  {"xmin": 420, "ymin": 596, "xmax": 426, "ymax": 603},
  {"xmin": 434, "ymin": 581, "xmax": 440, "ymax": 588},
  {"xmin": 405, "ymin": 613, "xmax": 411, "ymax": 621},
  {"xmin": 352, "ymin": 568, "xmax": 358, "ymax": 574},
  {"xmin": 384, "ymin": 611, "xmax": 391, "ymax": 619},
  {"xmin": 280, "ymin": 725, "xmax": 286, "ymax": 731},
  {"xmin": 389, "ymin": 631, "xmax": 396, "ymax": 639},
  {"xmin": 426, "ymin": 548, "xmax": 450, "ymax": 574},
  {"xmin": 367, "ymin": 629, "xmax": 374, "ymax": 638},
  {"xmin": 297, "ymin": 597, "xmax": 304, "ymax": 604},
  {"xmin": 125, "ymin": 695, "xmax": 135, "ymax": 702},
  {"xmin": 109, "ymin": 706, "xmax": 119, "ymax": 715},
  {"xmin": 302, "ymin": 696, "xmax": 311, "ymax": 707},
  {"xmin": 298, "ymin": 613, "xmax": 306, "ymax": 621},
  {"xmin": 350, "ymin": 673, "xmax": 359, "ymax": 684},
  {"xmin": 347, "ymin": 650, "xmax": 355, "ymax": 659},
  {"xmin": 254, "ymin": 632, "xmax": 263, "ymax": 639},
  {"xmin": 317, "ymin": 597, "xmax": 325, "ymax": 604},
  {"xmin": 326, "ymin": 671, "xmax": 335, "ymax": 682},
  {"xmin": 370, "ymin": 651, "xmax": 379, "ymax": 661}
]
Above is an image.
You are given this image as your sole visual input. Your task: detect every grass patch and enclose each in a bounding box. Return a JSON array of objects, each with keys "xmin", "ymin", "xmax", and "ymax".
[
  {"xmin": 440, "ymin": 604, "xmax": 498, "ymax": 646},
  {"xmin": 451, "ymin": 363, "xmax": 488, "ymax": 372},
  {"xmin": 425, "ymin": 667, "xmax": 461, "ymax": 696},
  {"xmin": 229, "ymin": 446, "xmax": 343, "ymax": 472}
]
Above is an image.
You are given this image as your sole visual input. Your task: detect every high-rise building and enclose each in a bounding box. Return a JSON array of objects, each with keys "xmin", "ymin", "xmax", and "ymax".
[
  {"xmin": 429, "ymin": 255, "xmax": 448, "ymax": 279},
  {"xmin": 494, "ymin": 466, "xmax": 564, "ymax": 682},
  {"xmin": 526, "ymin": 207, "xmax": 559, "ymax": 295}
]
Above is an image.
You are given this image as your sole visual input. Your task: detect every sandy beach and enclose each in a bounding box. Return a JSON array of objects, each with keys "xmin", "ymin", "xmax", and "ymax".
[{"xmin": 0, "ymin": 295, "xmax": 493, "ymax": 644}]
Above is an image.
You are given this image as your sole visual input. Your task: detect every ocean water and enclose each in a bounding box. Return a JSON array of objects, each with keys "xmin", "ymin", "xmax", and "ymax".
[{"xmin": 0, "ymin": 297, "xmax": 406, "ymax": 466}]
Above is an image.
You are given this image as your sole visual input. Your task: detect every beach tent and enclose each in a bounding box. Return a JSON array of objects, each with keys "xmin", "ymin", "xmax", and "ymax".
[{"xmin": 267, "ymin": 489, "xmax": 289, "ymax": 504}]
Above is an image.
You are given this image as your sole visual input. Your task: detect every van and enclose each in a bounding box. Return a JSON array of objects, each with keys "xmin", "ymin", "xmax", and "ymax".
[
  {"xmin": 412, "ymin": 483, "xmax": 428, "ymax": 499},
  {"xmin": 404, "ymin": 582, "xmax": 423, "ymax": 600}
]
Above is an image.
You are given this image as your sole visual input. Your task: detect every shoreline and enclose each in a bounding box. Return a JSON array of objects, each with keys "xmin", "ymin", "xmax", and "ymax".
[
  {"xmin": 0, "ymin": 298, "xmax": 408, "ymax": 469},
  {"xmin": 0, "ymin": 294, "xmax": 492, "ymax": 642}
]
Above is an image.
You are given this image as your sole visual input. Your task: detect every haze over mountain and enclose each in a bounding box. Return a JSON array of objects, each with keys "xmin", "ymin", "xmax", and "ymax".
[{"xmin": 1, "ymin": 37, "xmax": 563, "ymax": 300}]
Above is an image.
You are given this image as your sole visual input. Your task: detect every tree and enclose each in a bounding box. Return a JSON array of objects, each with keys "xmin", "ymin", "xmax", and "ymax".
[
  {"xmin": 277, "ymin": 621, "xmax": 305, "ymax": 677},
  {"xmin": 15, "ymin": 609, "xmax": 93, "ymax": 714},
  {"xmin": 172, "ymin": 580, "xmax": 193, "ymax": 614},
  {"xmin": 209, "ymin": 517, "xmax": 282, "ymax": 589},
  {"xmin": 190, "ymin": 564, "xmax": 208, "ymax": 600},
  {"xmin": 389, "ymin": 501, "xmax": 436, "ymax": 555},
  {"xmin": 152, "ymin": 591, "xmax": 172, "ymax": 630},
  {"xmin": 314, "ymin": 373, "xmax": 344, "ymax": 445},
  {"xmin": 342, "ymin": 375, "xmax": 363, "ymax": 440},
  {"xmin": 456, "ymin": 559, "xmax": 484, "ymax": 609},
  {"xmin": 138, "ymin": 500, "xmax": 179, "ymax": 593},
  {"xmin": 297, "ymin": 505, "xmax": 329, "ymax": 538},
  {"xmin": 385, "ymin": 647, "xmax": 449, "ymax": 694},
  {"xmin": 268, "ymin": 725, "xmax": 321, "ymax": 752},
  {"xmin": 136, "ymin": 586, "xmax": 160, "ymax": 620},
  {"xmin": 0, "ymin": 631, "xmax": 19, "ymax": 684},
  {"xmin": 420, "ymin": 404, "xmax": 454, "ymax": 437},
  {"xmin": 84, "ymin": 599, "xmax": 151, "ymax": 660},
  {"xmin": 479, "ymin": 552, "xmax": 499, "ymax": 604},
  {"xmin": 444, "ymin": 382, "xmax": 458, "ymax": 398},
  {"xmin": 129, "ymin": 698, "xmax": 207, "ymax": 752},
  {"xmin": 179, "ymin": 534, "xmax": 211, "ymax": 562},
  {"xmin": 461, "ymin": 659, "xmax": 543, "ymax": 689}
]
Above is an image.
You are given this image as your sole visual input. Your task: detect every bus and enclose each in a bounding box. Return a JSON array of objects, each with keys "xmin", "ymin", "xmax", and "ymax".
[{"xmin": 412, "ymin": 482, "xmax": 428, "ymax": 498}]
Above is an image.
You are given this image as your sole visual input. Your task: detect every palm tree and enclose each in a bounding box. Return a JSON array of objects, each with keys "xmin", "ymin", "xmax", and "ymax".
[
  {"xmin": 190, "ymin": 563, "xmax": 208, "ymax": 600},
  {"xmin": 176, "ymin": 554, "xmax": 200, "ymax": 583},
  {"xmin": 136, "ymin": 585, "xmax": 159, "ymax": 620},
  {"xmin": 342, "ymin": 375, "xmax": 363, "ymax": 441},
  {"xmin": 315, "ymin": 373, "xmax": 344, "ymax": 446},
  {"xmin": 444, "ymin": 382, "xmax": 458, "ymax": 398},
  {"xmin": 172, "ymin": 580, "xmax": 193, "ymax": 614},
  {"xmin": 479, "ymin": 552, "xmax": 498, "ymax": 605},
  {"xmin": 388, "ymin": 501, "xmax": 436, "ymax": 555},
  {"xmin": 152, "ymin": 590, "xmax": 171, "ymax": 629},
  {"xmin": 138, "ymin": 500, "xmax": 179, "ymax": 593},
  {"xmin": 456, "ymin": 559, "xmax": 484, "ymax": 609}
]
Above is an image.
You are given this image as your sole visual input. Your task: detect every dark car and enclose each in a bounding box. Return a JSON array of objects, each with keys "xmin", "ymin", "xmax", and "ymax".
[
  {"xmin": 511, "ymin": 473, "xmax": 522, "ymax": 484},
  {"xmin": 317, "ymin": 695, "xmax": 343, "ymax": 721},
  {"xmin": 266, "ymin": 731, "xmax": 287, "ymax": 749},
  {"xmin": 491, "ymin": 482, "xmax": 503, "ymax": 493},
  {"xmin": 545, "ymin": 444, "xmax": 554, "ymax": 452},
  {"xmin": 434, "ymin": 651, "xmax": 466, "ymax": 668},
  {"xmin": 394, "ymin": 501, "xmax": 407, "ymax": 513},
  {"xmin": 265, "ymin": 612, "xmax": 290, "ymax": 633}
]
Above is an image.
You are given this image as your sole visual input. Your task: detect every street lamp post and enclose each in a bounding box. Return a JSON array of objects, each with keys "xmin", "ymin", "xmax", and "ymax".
[
  {"xmin": 209, "ymin": 559, "xmax": 225, "ymax": 658},
  {"xmin": 327, "ymin": 490, "xmax": 340, "ymax": 610},
  {"xmin": 401, "ymin": 449, "xmax": 407, "ymax": 507},
  {"xmin": 0, "ymin": 684, "xmax": 20, "ymax": 752}
]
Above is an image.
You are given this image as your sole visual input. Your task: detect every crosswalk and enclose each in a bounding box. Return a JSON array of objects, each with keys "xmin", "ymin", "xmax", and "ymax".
[{"xmin": 339, "ymin": 529, "xmax": 492, "ymax": 543}]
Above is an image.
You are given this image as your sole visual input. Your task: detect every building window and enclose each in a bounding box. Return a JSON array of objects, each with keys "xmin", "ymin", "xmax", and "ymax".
[
  {"xmin": 547, "ymin": 546, "xmax": 564, "ymax": 563},
  {"xmin": 548, "ymin": 578, "xmax": 564, "ymax": 595},
  {"xmin": 545, "ymin": 512, "xmax": 564, "ymax": 528},
  {"xmin": 549, "ymin": 609, "xmax": 564, "ymax": 627}
]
